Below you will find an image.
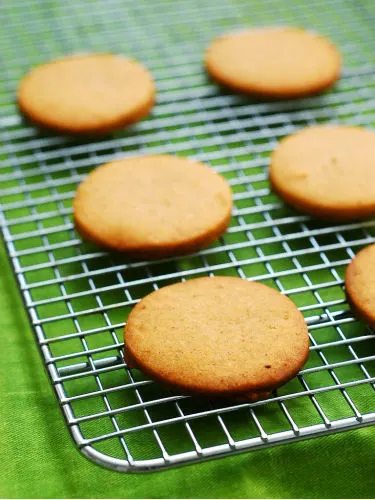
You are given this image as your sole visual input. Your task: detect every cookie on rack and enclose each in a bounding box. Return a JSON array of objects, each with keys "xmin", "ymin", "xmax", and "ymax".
[
  {"xmin": 345, "ymin": 243, "xmax": 375, "ymax": 328},
  {"xmin": 270, "ymin": 125, "xmax": 375, "ymax": 220},
  {"xmin": 205, "ymin": 27, "xmax": 341, "ymax": 99},
  {"xmin": 124, "ymin": 276, "xmax": 309, "ymax": 400},
  {"xmin": 18, "ymin": 53, "xmax": 155, "ymax": 135},
  {"xmin": 73, "ymin": 155, "xmax": 232, "ymax": 258}
]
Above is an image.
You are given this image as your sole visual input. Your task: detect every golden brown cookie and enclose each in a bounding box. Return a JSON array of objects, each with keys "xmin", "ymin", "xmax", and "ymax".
[
  {"xmin": 73, "ymin": 155, "xmax": 232, "ymax": 257},
  {"xmin": 205, "ymin": 27, "xmax": 341, "ymax": 98},
  {"xmin": 124, "ymin": 276, "xmax": 309, "ymax": 400},
  {"xmin": 18, "ymin": 54, "xmax": 155, "ymax": 135},
  {"xmin": 270, "ymin": 125, "xmax": 375, "ymax": 221},
  {"xmin": 345, "ymin": 244, "xmax": 375, "ymax": 328}
]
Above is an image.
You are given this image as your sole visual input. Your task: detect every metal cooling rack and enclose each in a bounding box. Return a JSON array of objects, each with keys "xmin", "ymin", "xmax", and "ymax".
[{"xmin": 1, "ymin": 0, "xmax": 375, "ymax": 473}]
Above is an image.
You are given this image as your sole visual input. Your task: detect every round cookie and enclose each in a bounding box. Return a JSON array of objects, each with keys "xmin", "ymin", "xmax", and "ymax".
[
  {"xmin": 345, "ymin": 244, "xmax": 375, "ymax": 328},
  {"xmin": 124, "ymin": 276, "xmax": 309, "ymax": 399},
  {"xmin": 270, "ymin": 125, "xmax": 375, "ymax": 221},
  {"xmin": 205, "ymin": 27, "xmax": 341, "ymax": 98},
  {"xmin": 18, "ymin": 54, "xmax": 155, "ymax": 135},
  {"xmin": 73, "ymin": 155, "xmax": 232, "ymax": 257}
]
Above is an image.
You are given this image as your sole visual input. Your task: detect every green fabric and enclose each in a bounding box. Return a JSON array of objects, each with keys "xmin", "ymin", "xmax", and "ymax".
[{"xmin": 1, "ymin": 240, "xmax": 375, "ymax": 498}]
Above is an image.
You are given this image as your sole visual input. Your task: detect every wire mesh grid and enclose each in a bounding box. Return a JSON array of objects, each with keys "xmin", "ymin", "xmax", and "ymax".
[{"xmin": 1, "ymin": 0, "xmax": 375, "ymax": 473}]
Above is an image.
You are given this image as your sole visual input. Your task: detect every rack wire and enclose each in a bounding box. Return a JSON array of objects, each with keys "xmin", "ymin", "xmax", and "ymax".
[{"xmin": 1, "ymin": 0, "xmax": 375, "ymax": 473}]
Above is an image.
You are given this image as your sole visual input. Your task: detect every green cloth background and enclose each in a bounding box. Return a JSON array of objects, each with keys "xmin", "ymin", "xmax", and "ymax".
[{"xmin": 1, "ymin": 240, "xmax": 375, "ymax": 499}]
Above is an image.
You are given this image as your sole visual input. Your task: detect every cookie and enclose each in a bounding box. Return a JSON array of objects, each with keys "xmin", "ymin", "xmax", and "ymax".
[
  {"xmin": 345, "ymin": 244, "xmax": 375, "ymax": 328},
  {"xmin": 205, "ymin": 27, "xmax": 341, "ymax": 98},
  {"xmin": 17, "ymin": 54, "xmax": 155, "ymax": 135},
  {"xmin": 270, "ymin": 125, "xmax": 375, "ymax": 220},
  {"xmin": 73, "ymin": 155, "xmax": 232, "ymax": 257},
  {"xmin": 124, "ymin": 276, "xmax": 309, "ymax": 400}
]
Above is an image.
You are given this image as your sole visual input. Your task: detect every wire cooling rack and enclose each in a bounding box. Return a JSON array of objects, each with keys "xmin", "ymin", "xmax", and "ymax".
[{"xmin": 1, "ymin": 0, "xmax": 375, "ymax": 473}]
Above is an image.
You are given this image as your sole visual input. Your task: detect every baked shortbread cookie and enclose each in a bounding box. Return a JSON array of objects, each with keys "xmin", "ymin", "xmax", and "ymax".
[
  {"xmin": 270, "ymin": 125, "xmax": 375, "ymax": 220},
  {"xmin": 345, "ymin": 244, "xmax": 375, "ymax": 328},
  {"xmin": 205, "ymin": 27, "xmax": 341, "ymax": 98},
  {"xmin": 18, "ymin": 53, "xmax": 155, "ymax": 135},
  {"xmin": 73, "ymin": 155, "xmax": 232, "ymax": 257},
  {"xmin": 124, "ymin": 276, "xmax": 309, "ymax": 400}
]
